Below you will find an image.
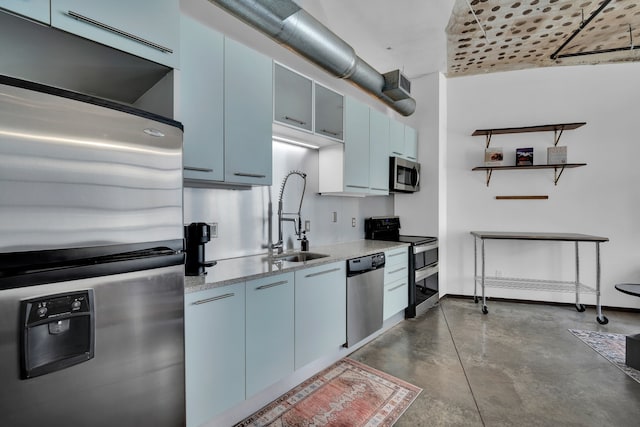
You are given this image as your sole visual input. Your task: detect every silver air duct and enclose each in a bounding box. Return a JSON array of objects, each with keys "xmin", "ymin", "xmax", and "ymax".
[{"xmin": 208, "ymin": 0, "xmax": 416, "ymax": 116}]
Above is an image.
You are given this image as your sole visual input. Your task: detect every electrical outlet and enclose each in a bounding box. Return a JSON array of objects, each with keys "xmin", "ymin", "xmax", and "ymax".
[
  {"xmin": 331, "ymin": 212, "xmax": 337, "ymax": 223},
  {"xmin": 209, "ymin": 222, "xmax": 218, "ymax": 238},
  {"xmin": 352, "ymin": 217, "xmax": 356, "ymax": 227},
  {"xmin": 305, "ymin": 220, "xmax": 311, "ymax": 232}
]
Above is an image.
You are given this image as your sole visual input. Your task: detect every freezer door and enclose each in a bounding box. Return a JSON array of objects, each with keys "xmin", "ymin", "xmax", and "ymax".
[
  {"xmin": 0, "ymin": 81, "xmax": 183, "ymax": 253},
  {"xmin": 0, "ymin": 264, "xmax": 185, "ymax": 427}
]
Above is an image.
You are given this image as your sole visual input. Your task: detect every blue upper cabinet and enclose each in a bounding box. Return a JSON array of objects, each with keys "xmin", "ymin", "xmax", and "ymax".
[
  {"xmin": 50, "ymin": 0, "xmax": 179, "ymax": 68},
  {"xmin": 224, "ymin": 37, "xmax": 273, "ymax": 186},
  {"xmin": 274, "ymin": 63, "xmax": 313, "ymax": 133},
  {"xmin": 179, "ymin": 14, "xmax": 224, "ymax": 184},
  {"xmin": 369, "ymin": 108, "xmax": 390, "ymax": 195},
  {"xmin": 0, "ymin": 0, "xmax": 50, "ymax": 24}
]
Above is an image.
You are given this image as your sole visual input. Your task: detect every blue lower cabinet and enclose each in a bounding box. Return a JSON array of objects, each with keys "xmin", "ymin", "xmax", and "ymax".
[
  {"xmin": 184, "ymin": 282, "xmax": 246, "ymax": 427},
  {"xmin": 245, "ymin": 273, "xmax": 295, "ymax": 397}
]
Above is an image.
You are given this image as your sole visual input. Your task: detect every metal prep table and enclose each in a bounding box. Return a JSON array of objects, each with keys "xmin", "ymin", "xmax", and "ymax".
[{"xmin": 471, "ymin": 231, "xmax": 609, "ymax": 324}]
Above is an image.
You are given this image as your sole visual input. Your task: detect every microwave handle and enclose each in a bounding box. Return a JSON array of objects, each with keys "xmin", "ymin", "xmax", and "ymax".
[{"xmin": 412, "ymin": 167, "xmax": 420, "ymax": 187}]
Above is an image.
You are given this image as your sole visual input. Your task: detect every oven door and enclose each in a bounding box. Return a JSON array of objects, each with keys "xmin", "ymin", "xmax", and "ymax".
[
  {"xmin": 390, "ymin": 157, "xmax": 420, "ymax": 193},
  {"xmin": 408, "ymin": 241, "xmax": 438, "ymax": 317}
]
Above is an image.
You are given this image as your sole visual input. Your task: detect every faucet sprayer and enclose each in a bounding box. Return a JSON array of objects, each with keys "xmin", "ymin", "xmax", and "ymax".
[{"xmin": 272, "ymin": 170, "xmax": 307, "ymax": 254}]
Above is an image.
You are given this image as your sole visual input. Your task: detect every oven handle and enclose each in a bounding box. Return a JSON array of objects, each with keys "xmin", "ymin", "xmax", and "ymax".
[
  {"xmin": 413, "ymin": 241, "xmax": 438, "ymax": 254},
  {"xmin": 415, "ymin": 262, "xmax": 438, "ymax": 282}
]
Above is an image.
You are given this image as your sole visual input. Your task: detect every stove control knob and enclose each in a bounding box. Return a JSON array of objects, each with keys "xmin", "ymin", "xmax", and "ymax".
[{"xmin": 37, "ymin": 307, "xmax": 48, "ymax": 317}]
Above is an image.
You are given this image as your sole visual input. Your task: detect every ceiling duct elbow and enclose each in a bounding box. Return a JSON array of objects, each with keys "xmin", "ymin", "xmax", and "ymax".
[{"xmin": 208, "ymin": 0, "xmax": 416, "ymax": 116}]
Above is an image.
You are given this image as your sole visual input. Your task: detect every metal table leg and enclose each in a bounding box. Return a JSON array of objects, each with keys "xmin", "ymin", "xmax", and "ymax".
[
  {"xmin": 596, "ymin": 242, "xmax": 608, "ymax": 324},
  {"xmin": 481, "ymin": 239, "xmax": 488, "ymax": 314},
  {"xmin": 575, "ymin": 242, "xmax": 585, "ymax": 312},
  {"xmin": 474, "ymin": 236, "xmax": 478, "ymax": 303}
]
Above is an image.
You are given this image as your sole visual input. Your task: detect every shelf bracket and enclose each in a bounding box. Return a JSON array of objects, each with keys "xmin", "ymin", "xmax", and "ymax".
[
  {"xmin": 553, "ymin": 127, "xmax": 565, "ymax": 146},
  {"xmin": 485, "ymin": 169, "xmax": 493, "ymax": 187},
  {"xmin": 485, "ymin": 131, "xmax": 492, "ymax": 149},
  {"xmin": 554, "ymin": 165, "xmax": 566, "ymax": 185}
]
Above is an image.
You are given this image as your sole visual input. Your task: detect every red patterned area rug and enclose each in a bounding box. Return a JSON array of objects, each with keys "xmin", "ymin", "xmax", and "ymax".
[{"xmin": 235, "ymin": 358, "xmax": 422, "ymax": 427}]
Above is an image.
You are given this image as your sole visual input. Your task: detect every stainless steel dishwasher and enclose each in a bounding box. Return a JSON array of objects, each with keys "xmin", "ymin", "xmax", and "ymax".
[{"xmin": 346, "ymin": 252, "xmax": 385, "ymax": 347}]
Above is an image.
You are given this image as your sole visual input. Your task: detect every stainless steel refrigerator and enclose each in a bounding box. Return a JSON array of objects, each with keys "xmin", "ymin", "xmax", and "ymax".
[{"xmin": 0, "ymin": 76, "xmax": 185, "ymax": 426}]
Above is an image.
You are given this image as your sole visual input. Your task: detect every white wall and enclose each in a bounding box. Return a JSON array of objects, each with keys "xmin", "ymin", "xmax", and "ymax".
[
  {"xmin": 446, "ymin": 63, "xmax": 640, "ymax": 309},
  {"xmin": 394, "ymin": 72, "xmax": 444, "ymax": 238}
]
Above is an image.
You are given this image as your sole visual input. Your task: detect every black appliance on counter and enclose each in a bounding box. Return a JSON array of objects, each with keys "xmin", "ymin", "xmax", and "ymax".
[
  {"xmin": 365, "ymin": 216, "xmax": 438, "ymax": 318},
  {"xmin": 184, "ymin": 222, "xmax": 217, "ymax": 276}
]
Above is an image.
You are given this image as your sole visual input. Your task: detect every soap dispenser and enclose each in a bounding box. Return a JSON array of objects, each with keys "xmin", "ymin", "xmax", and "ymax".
[{"xmin": 301, "ymin": 231, "xmax": 309, "ymax": 252}]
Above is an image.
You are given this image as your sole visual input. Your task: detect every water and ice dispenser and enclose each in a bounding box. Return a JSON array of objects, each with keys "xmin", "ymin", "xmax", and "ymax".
[{"xmin": 20, "ymin": 290, "xmax": 94, "ymax": 379}]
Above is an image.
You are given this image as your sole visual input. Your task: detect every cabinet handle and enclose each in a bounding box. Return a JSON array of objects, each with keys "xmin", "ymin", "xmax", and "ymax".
[
  {"xmin": 320, "ymin": 129, "xmax": 341, "ymax": 137},
  {"xmin": 408, "ymin": 156, "xmax": 417, "ymax": 161},
  {"xmin": 284, "ymin": 116, "xmax": 307, "ymax": 126},
  {"xmin": 387, "ymin": 267, "xmax": 407, "ymax": 274},
  {"xmin": 67, "ymin": 11, "xmax": 173, "ymax": 53},
  {"xmin": 370, "ymin": 188, "xmax": 387, "ymax": 191},
  {"xmin": 234, "ymin": 172, "xmax": 267, "ymax": 178},
  {"xmin": 392, "ymin": 151, "xmax": 403, "ymax": 156},
  {"xmin": 184, "ymin": 166, "xmax": 214, "ymax": 173},
  {"xmin": 388, "ymin": 282, "xmax": 407, "ymax": 292},
  {"xmin": 388, "ymin": 252, "xmax": 405, "ymax": 258},
  {"xmin": 305, "ymin": 267, "xmax": 341, "ymax": 278},
  {"xmin": 256, "ymin": 280, "xmax": 288, "ymax": 290},
  {"xmin": 191, "ymin": 293, "xmax": 234, "ymax": 305},
  {"xmin": 346, "ymin": 185, "xmax": 368, "ymax": 189}
]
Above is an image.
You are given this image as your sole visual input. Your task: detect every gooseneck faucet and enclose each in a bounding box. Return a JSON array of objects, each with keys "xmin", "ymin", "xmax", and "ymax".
[{"xmin": 271, "ymin": 170, "xmax": 307, "ymax": 254}]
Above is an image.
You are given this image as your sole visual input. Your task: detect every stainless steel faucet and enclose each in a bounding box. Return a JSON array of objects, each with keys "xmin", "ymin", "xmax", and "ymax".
[{"xmin": 270, "ymin": 170, "xmax": 306, "ymax": 254}]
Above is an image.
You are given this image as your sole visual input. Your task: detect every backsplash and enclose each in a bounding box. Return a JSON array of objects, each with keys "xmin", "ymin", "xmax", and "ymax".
[{"xmin": 183, "ymin": 141, "xmax": 394, "ymax": 261}]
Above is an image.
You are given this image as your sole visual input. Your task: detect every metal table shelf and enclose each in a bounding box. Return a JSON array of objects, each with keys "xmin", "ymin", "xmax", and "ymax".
[{"xmin": 471, "ymin": 231, "xmax": 609, "ymax": 324}]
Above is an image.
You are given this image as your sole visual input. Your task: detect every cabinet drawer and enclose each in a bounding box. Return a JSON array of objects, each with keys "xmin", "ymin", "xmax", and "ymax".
[
  {"xmin": 385, "ymin": 264, "xmax": 408, "ymax": 285},
  {"xmin": 385, "ymin": 247, "xmax": 408, "ymax": 268},
  {"xmin": 383, "ymin": 279, "xmax": 408, "ymax": 320}
]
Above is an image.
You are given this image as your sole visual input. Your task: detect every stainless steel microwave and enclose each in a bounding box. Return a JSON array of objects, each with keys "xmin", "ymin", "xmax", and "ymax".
[{"xmin": 390, "ymin": 157, "xmax": 420, "ymax": 193}]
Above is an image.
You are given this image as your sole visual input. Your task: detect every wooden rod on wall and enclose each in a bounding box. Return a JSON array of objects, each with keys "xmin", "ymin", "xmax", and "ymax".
[{"xmin": 495, "ymin": 196, "xmax": 549, "ymax": 200}]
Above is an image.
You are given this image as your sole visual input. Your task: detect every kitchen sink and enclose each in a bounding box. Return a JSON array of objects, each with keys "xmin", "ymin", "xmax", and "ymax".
[{"xmin": 272, "ymin": 252, "xmax": 330, "ymax": 263}]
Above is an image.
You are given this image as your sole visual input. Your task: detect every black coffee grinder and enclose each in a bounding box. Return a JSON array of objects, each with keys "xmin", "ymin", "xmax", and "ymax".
[{"xmin": 184, "ymin": 222, "xmax": 217, "ymax": 276}]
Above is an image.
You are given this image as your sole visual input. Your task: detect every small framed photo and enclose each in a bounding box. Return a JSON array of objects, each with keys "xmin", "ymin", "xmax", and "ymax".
[
  {"xmin": 484, "ymin": 147, "xmax": 504, "ymax": 166},
  {"xmin": 547, "ymin": 146, "xmax": 567, "ymax": 164},
  {"xmin": 516, "ymin": 147, "xmax": 533, "ymax": 166}
]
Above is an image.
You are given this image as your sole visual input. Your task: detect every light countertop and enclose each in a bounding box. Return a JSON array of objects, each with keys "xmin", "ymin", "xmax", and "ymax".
[{"xmin": 184, "ymin": 239, "xmax": 409, "ymax": 293}]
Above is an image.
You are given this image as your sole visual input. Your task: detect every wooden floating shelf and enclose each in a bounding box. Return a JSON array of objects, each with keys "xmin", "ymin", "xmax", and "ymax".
[
  {"xmin": 472, "ymin": 163, "xmax": 586, "ymax": 171},
  {"xmin": 472, "ymin": 122, "xmax": 586, "ymax": 136},
  {"xmin": 472, "ymin": 163, "xmax": 587, "ymax": 186}
]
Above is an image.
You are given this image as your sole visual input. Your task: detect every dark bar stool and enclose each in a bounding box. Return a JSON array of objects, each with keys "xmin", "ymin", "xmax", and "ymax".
[{"xmin": 614, "ymin": 283, "xmax": 640, "ymax": 370}]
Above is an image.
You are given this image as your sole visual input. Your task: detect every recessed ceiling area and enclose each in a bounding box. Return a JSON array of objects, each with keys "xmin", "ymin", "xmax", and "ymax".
[{"xmin": 447, "ymin": 0, "xmax": 640, "ymax": 76}]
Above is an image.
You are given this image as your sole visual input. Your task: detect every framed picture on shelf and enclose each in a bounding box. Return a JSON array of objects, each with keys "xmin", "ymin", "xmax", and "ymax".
[
  {"xmin": 547, "ymin": 146, "xmax": 567, "ymax": 164},
  {"xmin": 516, "ymin": 147, "xmax": 533, "ymax": 166},
  {"xmin": 484, "ymin": 147, "xmax": 504, "ymax": 166}
]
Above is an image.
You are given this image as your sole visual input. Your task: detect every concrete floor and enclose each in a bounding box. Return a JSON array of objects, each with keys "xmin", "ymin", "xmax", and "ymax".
[{"xmin": 350, "ymin": 297, "xmax": 640, "ymax": 427}]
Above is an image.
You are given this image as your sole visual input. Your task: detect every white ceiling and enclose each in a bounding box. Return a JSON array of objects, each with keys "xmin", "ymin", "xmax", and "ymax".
[
  {"xmin": 295, "ymin": 0, "xmax": 456, "ymax": 79},
  {"xmin": 294, "ymin": 1, "xmax": 640, "ymax": 79}
]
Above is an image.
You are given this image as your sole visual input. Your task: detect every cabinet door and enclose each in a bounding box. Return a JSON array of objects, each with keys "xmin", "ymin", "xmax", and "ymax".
[
  {"xmin": 180, "ymin": 15, "xmax": 224, "ymax": 183},
  {"xmin": 343, "ymin": 97, "xmax": 370, "ymax": 192},
  {"xmin": 246, "ymin": 273, "xmax": 294, "ymax": 397},
  {"xmin": 315, "ymin": 84, "xmax": 344, "ymax": 141},
  {"xmin": 224, "ymin": 37, "xmax": 273, "ymax": 186},
  {"xmin": 274, "ymin": 63, "xmax": 312, "ymax": 132},
  {"xmin": 184, "ymin": 283, "xmax": 245, "ymax": 427},
  {"xmin": 294, "ymin": 262, "xmax": 346, "ymax": 369},
  {"xmin": 404, "ymin": 125, "xmax": 418, "ymax": 161},
  {"xmin": 389, "ymin": 119, "xmax": 405, "ymax": 158},
  {"xmin": 51, "ymin": 0, "xmax": 179, "ymax": 68},
  {"xmin": 369, "ymin": 108, "xmax": 390, "ymax": 195},
  {"xmin": 0, "ymin": 0, "xmax": 49, "ymax": 24}
]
